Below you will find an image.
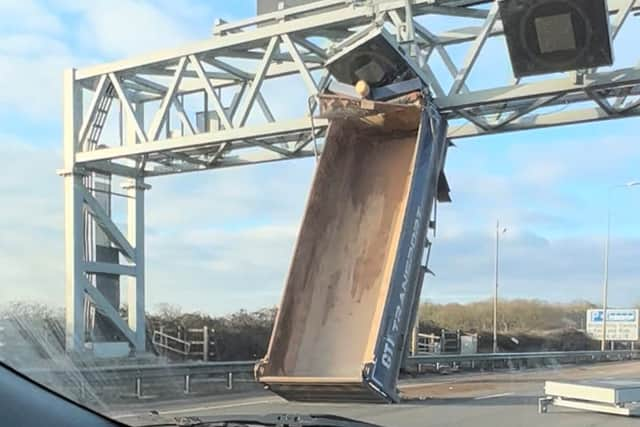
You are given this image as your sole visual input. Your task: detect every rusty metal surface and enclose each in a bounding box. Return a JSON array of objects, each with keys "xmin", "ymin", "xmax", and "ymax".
[
  {"xmin": 261, "ymin": 118, "xmax": 419, "ymax": 377},
  {"xmin": 257, "ymin": 110, "xmax": 423, "ymax": 401},
  {"xmin": 318, "ymin": 93, "xmax": 423, "ymax": 126}
]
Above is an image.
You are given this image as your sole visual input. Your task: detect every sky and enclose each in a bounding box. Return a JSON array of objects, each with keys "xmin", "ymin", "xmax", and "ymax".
[{"xmin": 0, "ymin": 0, "xmax": 639, "ymax": 315}]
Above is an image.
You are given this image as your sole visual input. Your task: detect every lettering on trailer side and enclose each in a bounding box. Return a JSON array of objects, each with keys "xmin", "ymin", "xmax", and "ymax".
[
  {"xmin": 370, "ymin": 107, "xmax": 449, "ymax": 398},
  {"xmin": 381, "ymin": 206, "xmax": 423, "ymax": 369}
]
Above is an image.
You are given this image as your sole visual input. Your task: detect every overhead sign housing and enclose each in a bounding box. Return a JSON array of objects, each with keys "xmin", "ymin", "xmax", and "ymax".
[{"xmin": 325, "ymin": 29, "xmax": 418, "ymax": 88}]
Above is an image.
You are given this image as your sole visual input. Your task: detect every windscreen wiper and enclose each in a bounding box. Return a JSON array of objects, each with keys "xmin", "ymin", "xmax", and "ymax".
[{"xmin": 145, "ymin": 413, "xmax": 384, "ymax": 427}]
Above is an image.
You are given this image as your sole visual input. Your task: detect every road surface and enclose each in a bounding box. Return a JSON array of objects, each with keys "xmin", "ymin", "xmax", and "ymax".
[{"xmin": 114, "ymin": 361, "xmax": 640, "ymax": 426}]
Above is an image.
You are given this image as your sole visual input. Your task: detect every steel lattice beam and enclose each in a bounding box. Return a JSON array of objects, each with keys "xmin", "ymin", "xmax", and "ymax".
[{"xmin": 67, "ymin": 0, "xmax": 640, "ymax": 178}]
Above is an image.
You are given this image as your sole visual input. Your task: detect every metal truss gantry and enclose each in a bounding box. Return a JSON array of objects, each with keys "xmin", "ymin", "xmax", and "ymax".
[{"xmin": 61, "ymin": 0, "xmax": 640, "ymax": 353}]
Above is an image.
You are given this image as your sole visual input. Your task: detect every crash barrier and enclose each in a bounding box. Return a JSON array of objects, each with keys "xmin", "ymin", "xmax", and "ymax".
[{"xmin": 24, "ymin": 350, "xmax": 639, "ymax": 400}]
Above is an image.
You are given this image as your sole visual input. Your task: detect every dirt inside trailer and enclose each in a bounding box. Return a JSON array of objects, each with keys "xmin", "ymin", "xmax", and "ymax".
[{"xmin": 266, "ymin": 122, "xmax": 417, "ymax": 378}]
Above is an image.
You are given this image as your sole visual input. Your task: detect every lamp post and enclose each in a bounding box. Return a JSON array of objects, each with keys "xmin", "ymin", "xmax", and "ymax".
[
  {"xmin": 493, "ymin": 220, "xmax": 507, "ymax": 354},
  {"xmin": 601, "ymin": 181, "xmax": 640, "ymax": 351}
]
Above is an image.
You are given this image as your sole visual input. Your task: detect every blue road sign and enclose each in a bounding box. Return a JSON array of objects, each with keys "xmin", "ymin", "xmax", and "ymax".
[
  {"xmin": 589, "ymin": 309, "xmax": 637, "ymax": 323},
  {"xmin": 591, "ymin": 310, "xmax": 604, "ymax": 322}
]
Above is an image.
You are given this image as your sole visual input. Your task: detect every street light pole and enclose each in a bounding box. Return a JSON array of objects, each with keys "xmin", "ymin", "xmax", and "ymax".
[
  {"xmin": 493, "ymin": 220, "xmax": 506, "ymax": 354},
  {"xmin": 601, "ymin": 194, "xmax": 612, "ymax": 352},
  {"xmin": 601, "ymin": 181, "xmax": 640, "ymax": 352}
]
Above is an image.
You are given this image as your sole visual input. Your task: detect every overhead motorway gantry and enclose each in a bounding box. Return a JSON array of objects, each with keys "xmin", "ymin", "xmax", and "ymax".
[{"xmin": 60, "ymin": 0, "xmax": 640, "ymax": 354}]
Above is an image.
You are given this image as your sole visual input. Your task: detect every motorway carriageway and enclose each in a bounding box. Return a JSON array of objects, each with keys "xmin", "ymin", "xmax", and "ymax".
[{"xmin": 113, "ymin": 361, "xmax": 640, "ymax": 427}]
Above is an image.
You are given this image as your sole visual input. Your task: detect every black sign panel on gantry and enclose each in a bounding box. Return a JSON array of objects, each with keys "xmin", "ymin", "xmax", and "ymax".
[{"xmin": 499, "ymin": 0, "xmax": 613, "ymax": 77}]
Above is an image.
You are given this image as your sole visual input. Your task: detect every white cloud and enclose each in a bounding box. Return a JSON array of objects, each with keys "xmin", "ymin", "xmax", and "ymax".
[
  {"xmin": 0, "ymin": 34, "xmax": 68, "ymax": 57},
  {"xmin": 146, "ymin": 159, "xmax": 314, "ymax": 229},
  {"xmin": 0, "ymin": 35, "xmax": 74, "ymax": 117},
  {"xmin": 73, "ymin": 0, "xmax": 197, "ymax": 58},
  {"xmin": 142, "ymin": 161, "xmax": 314, "ymax": 314},
  {"xmin": 426, "ymin": 230, "xmax": 640, "ymax": 307},
  {"xmin": 0, "ymin": 0, "xmax": 210, "ymax": 119},
  {"xmin": 509, "ymin": 128, "xmax": 640, "ymax": 186},
  {"xmin": 0, "ymin": 138, "xmax": 64, "ymax": 306},
  {"xmin": 145, "ymin": 223, "xmax": 301, "ymax": 313},
  {"xmin": 426, "ymin": 123, "xmax": 640, "ymax": 307},
  {"xmin": 517, "ymin": 159, "xmax": 567, "ymax": 187},
  {"xmin": 0, "ymin": 0, "xmax": 64, "ymax": 35},
  {"xmin": 0, "ymin": 3, "xmax": 82, "ymax": 117}
]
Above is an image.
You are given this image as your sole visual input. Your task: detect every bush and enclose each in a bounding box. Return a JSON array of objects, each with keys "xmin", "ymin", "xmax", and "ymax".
[{"xmin": 419, "ymin": 299, "xmax": 596, "ymax": 333}]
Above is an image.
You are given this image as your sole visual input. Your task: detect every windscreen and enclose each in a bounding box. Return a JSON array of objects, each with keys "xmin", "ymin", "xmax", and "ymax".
[{"xmin": 2, "ymin": 1, "xmax": 640, "ymax": 427}]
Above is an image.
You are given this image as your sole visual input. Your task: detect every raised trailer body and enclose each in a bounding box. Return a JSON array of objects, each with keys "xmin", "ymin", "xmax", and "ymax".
[{"xmin": 256, "ymin": 95, "xmax": 449, "ymax": 403}]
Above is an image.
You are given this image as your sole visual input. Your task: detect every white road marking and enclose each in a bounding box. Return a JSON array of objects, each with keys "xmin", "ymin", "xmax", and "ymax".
[
  {"xmin": 473, "ymin": 392, "xmax": 514, "ymax": 400},
  {"xmin": 114, "ymin": 398, "xmax": 280, "ymax": 419},
  {"xmin": 401, "ymin": 379, "xmax": 460, "ymax": 390}
]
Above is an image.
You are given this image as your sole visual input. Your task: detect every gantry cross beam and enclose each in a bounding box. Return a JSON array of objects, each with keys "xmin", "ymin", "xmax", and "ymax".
[{"xmin": 61, "ymin": 0, "xmax": 640, "ymax": 353}]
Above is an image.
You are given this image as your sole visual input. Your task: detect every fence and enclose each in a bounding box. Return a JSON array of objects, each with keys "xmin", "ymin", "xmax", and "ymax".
[{"xmin": 152, "ymin": 326, "xmax": 214, "ymax": 361}]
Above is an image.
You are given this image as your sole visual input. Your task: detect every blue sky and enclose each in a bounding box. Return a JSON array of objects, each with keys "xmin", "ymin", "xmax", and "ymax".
[{"xmin": 0, "ymin": 0, "xmax": 639, "ymax": 314}]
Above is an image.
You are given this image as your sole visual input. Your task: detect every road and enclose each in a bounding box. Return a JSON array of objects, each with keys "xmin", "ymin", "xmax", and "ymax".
[{"xmin": 113, "ymin": 361, "xmax": 640, "ymax": 426}]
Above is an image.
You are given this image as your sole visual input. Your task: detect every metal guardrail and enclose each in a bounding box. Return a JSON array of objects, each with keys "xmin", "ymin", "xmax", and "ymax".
[
  {"xmin": 407, "ymin": 350, "xmax": 640, "ymax": 372},
  {"xmin": 24, "ymin": 350, "xmax": 640, "ymax": 399},
  {"xmin": 25, "ymin": 360, "xmax": 256, "ymax": 398},
  {"xmin": 26, "ymin": 360, "xmax": 255, "ymax": 382}
]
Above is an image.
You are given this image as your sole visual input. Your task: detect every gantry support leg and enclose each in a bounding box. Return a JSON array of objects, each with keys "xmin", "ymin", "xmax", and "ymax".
[
  {"xmin": 62, "ymin": 70, "xmax": 148, "ymax": 355},
  {"xmin": 62, "ymin": 68, "xmax": 86, "ymax": 352},
  {"xmin": 124, "ymin": 178, "xmax": 149, "ymax": 353}
]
